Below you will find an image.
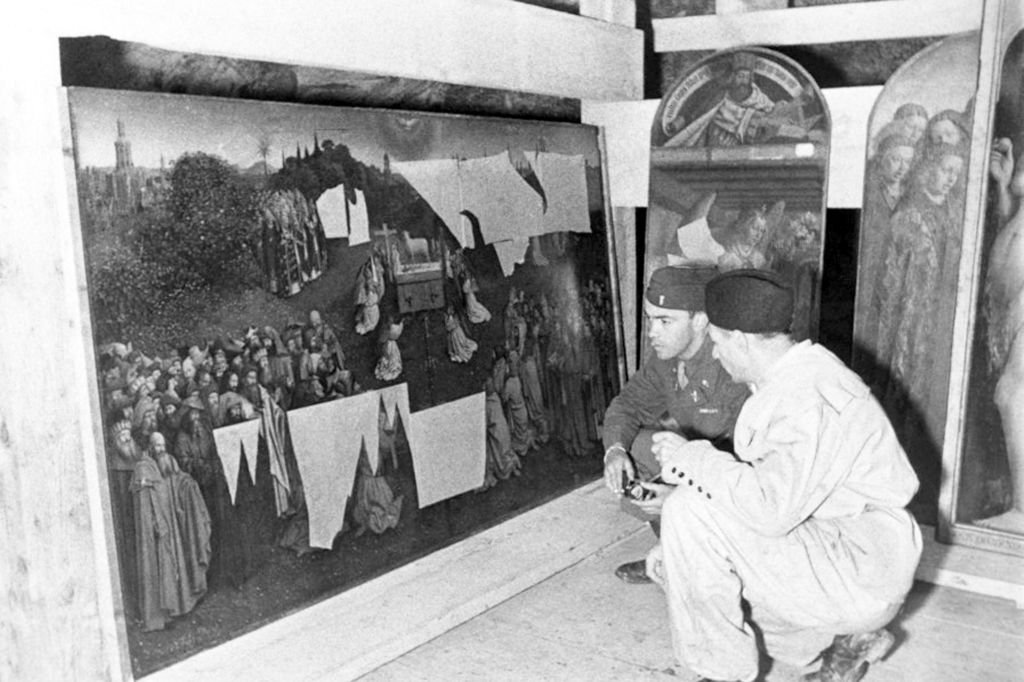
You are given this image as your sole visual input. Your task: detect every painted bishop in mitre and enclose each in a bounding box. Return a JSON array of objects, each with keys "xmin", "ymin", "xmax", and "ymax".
[{"xmin": 667, "ymin": 52, "xmax": 778, "ymax": 148}]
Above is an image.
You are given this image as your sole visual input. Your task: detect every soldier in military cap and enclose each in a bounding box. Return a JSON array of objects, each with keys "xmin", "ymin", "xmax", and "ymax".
[{"xmin": 602, "ymin": 265, "xmax": 749, "ymax": 583}]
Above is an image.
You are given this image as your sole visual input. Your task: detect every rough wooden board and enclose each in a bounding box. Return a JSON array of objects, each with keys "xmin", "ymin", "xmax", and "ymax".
[
  {"xmin": 53, "ymin": 0, "xmax": 643, "ymax": 101},
  {"xmin": 717, "ymin": 0, "xmax": 788, "ymax": 13},
  {"xmin": 611, "ymin": 207, "xmax": 639, "ymax": 376},
  {"xmin": 654, "ymin": 0, "xmax": 982, "ymax": 52},
  {"xmin": 580, "ymin": 0, "xmax": 636, "ymax": 25},
  {"xmin": 582, "ymin": 99, "xmax": 660, "ymax": 207},
  {"xmin": 143, "ymin": 481, "xmax": 645, "ymax": 681},
  {"xmin": 1, "ymin": 18, "xmax": 129, "ymax": 682},
  {"xmin": 825, "ymin": 85, "xmax": 882, "ymax": 209}
]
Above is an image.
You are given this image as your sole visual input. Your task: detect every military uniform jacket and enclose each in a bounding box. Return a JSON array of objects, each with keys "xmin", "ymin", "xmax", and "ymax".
[{"xmin": 602, "ymin": 338, "xmax": 749, "ymax": 451}]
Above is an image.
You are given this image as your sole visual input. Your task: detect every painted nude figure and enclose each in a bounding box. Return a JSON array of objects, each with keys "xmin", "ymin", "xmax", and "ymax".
[{"xmin": 983, "ymin": 137, "xmax": 1024, "ymax": 531}]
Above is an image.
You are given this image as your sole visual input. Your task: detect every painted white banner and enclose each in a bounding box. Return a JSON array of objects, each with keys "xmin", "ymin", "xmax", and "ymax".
[{"xmin": 409, "ymin": 392, "xmax": 487, "ymax": 508}]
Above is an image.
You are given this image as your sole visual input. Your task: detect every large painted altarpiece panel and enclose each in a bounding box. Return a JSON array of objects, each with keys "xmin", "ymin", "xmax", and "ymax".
[{"xmin": 65, "ymin": 86, "xmax": 623, "ymax": 673}]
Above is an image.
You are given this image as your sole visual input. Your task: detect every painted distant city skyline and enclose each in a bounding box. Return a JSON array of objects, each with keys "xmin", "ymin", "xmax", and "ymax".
[{"xmin": 69, "ymin": 88, "xmax": 599, "ymax": 172}]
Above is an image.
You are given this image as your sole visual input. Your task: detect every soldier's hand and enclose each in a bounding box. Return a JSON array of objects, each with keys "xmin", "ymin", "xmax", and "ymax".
[
  {"xmin": 632, "ymin": 481, "xmax": 675, "ymax": 516},
  {"xmin": 651, "ymin": 431, "xmax": 688, "ymax": 465},
  {"xmin": 603, "ymin": 446, "xmax": 634, "ymax": 495}
]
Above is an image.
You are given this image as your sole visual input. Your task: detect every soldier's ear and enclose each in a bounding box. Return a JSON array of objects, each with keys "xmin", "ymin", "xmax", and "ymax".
[{"xmin": 692, "ymin": 311, "xmax": 709, "ymax": 330}]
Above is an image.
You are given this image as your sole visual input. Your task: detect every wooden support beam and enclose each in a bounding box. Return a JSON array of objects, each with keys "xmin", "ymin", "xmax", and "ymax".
[
  {"xmin": 654, "ymin": 0, "xmax": 982, "ymax": 52},
  {"xmin": 581, "ymin": 0, "xmax": 636, "ymax": 26},
  {"xmin": 582, "ymin": 99, "xmax": 661, "ymax": 207},
  {"xmin": 1, "ymin": 13, "xmax": 129, "ymax": 682},
  {"xmin": 717, "ymin": 0, "xmax": 788, "ymax": 14},
  {"xmin": 825, "ymin": 84, "xmax": 882, "ymax": 209},
  {"xmin": 55, "ymin": 0, "xmax": 643, "ymax": 101}
]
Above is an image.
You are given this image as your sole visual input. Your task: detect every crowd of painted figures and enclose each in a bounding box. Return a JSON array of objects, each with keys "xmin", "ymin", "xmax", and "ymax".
[
  {"xmin": 97, "ymin": 246, "xmax": 617, "ymax": 633},
  {"xmin": 477, "ymin": 278, "xmax": 616, "ymax": 487},
  {"xmin": 858, "ymin": 102, "xmax": 972, "ymax": 471},
  {"xmin": 98, "ymin": 312, "xmax": 372, "ymax": 632}
]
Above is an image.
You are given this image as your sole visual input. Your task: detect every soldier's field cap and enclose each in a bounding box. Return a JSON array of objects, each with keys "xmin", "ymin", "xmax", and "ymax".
[
  {"xmin": 706, "ymin": 268, "xmax": 794, "ymax": 333},
  {"xmin": 645, "ymin": 266, "xmax": 718, "ymax": 312}
]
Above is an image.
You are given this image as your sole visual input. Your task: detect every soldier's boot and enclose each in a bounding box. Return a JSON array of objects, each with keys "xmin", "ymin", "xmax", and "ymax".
[
  {"xmin": 802, "ymin": 628, "xmax": 896, "ymax": 682},
  {"xmin": 613, "ymin": 559, "xmax": 652, "ymax": 584}
]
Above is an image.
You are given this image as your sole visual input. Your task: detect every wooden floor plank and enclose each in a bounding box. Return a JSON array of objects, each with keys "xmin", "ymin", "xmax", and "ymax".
[
  {"xmin": 876, "ymin": 585, "xmax": 1024, "ymax": 681},
  {"xmin": 363, "ymin": 620, "xmax": 682, "ymax": 682},
  {"xmin": 360, "ymin": 544, "xmax": 1024, "ymax": 682},
  {"xmin": 902, "ymin": 580, "xmax": 1024, "ymax": 634},
  {"xmin": 362, "ymin": 532, "xmax": 684, "ymax": 681},
  {"xmin": 480, "ymin": 532, "xmax": 673, "ymax": 671}
]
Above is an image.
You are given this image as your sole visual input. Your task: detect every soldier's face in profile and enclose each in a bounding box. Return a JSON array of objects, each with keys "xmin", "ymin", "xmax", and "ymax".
[{"xmin": 645, "ymin": 300, "xmax": 704, "ymax": 361}]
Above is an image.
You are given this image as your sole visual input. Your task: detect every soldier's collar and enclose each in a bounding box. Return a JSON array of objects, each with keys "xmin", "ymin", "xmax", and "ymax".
[{"xmin": 677, "ymin": 336, "xmax": 715, "ymax": 374}]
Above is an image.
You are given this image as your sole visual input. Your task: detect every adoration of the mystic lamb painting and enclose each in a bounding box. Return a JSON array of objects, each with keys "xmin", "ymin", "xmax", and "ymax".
[
  {"xmin": 67, "ymin": 87, "xmax": 621, "ymax": 672},
  {"xmin": 645, "ymin": 48, "xmax": 829, "ymax": 347},
  {"xmin": 850, "ymin": 33, "xmax": 978, "ymax": 522}
]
